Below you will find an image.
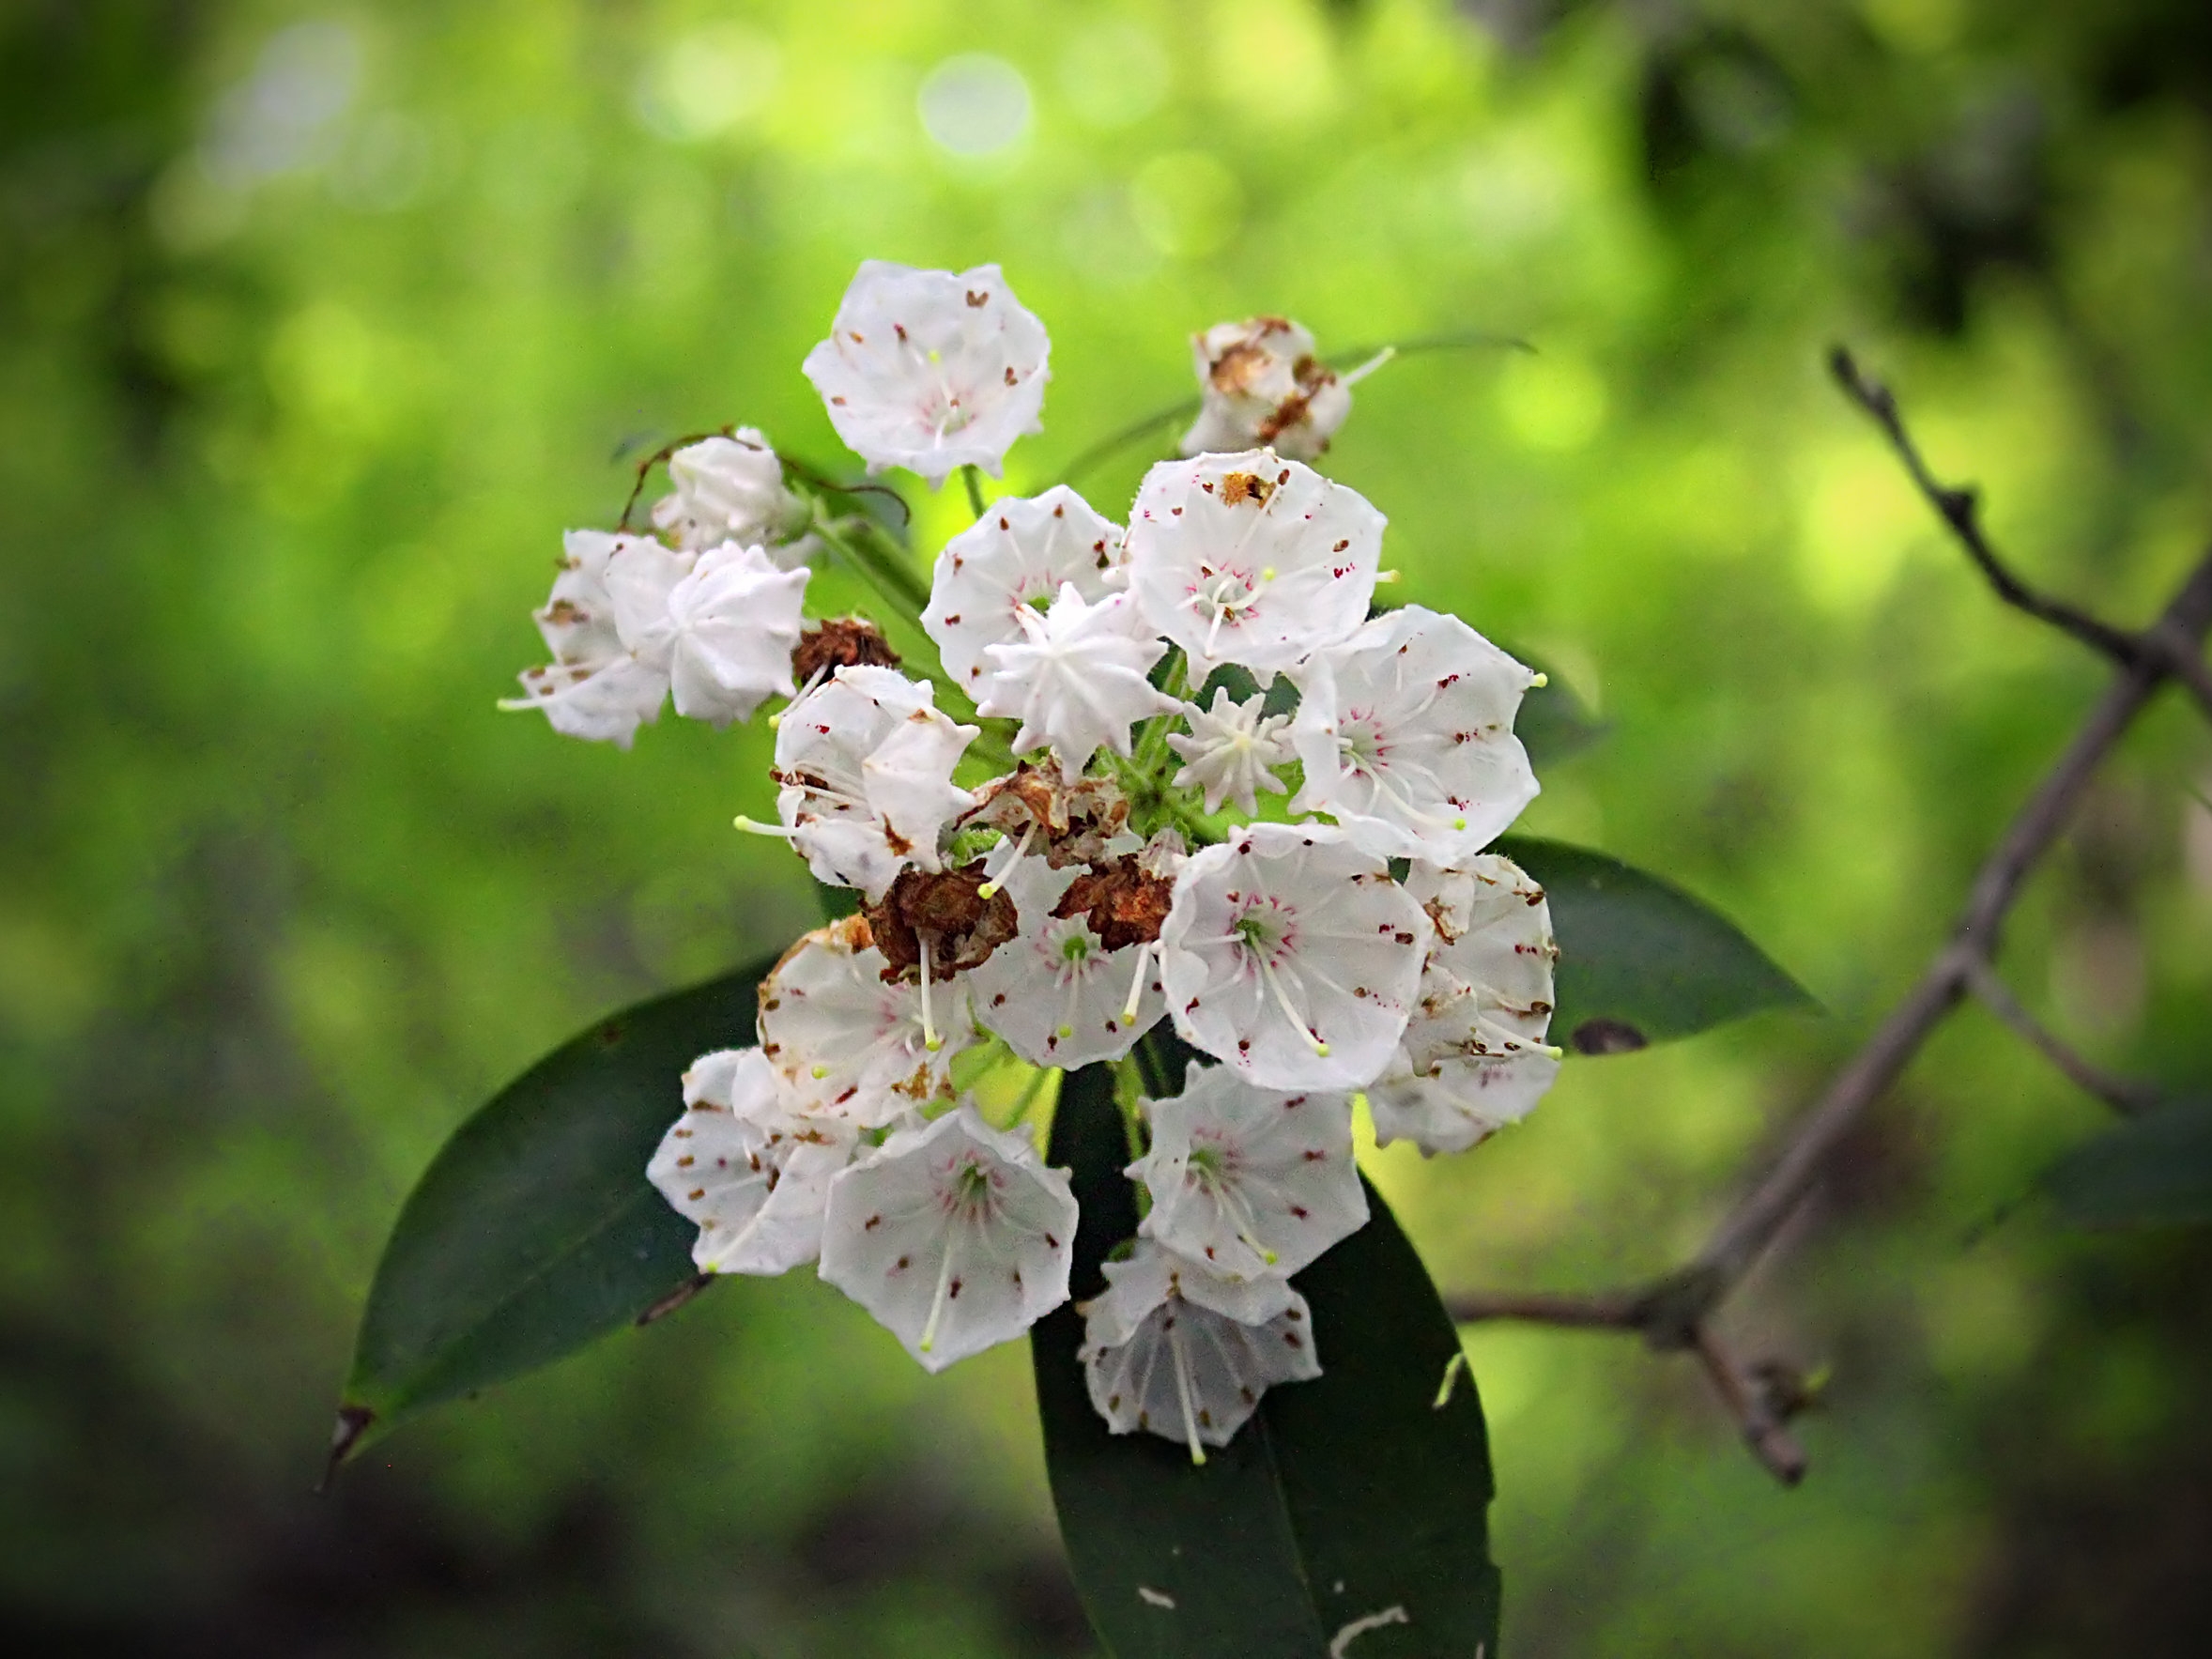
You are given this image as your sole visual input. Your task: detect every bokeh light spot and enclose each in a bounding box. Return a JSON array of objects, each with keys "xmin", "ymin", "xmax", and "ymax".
[{"xmin": 918, "ymin": 54, "xmax": 1032, "ymax": 157}]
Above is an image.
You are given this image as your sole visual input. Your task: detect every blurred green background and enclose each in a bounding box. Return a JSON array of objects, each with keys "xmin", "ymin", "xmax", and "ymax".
[{"xmin": 6, "ymin": 0, "xmax": 2212, "ymax": 1653}]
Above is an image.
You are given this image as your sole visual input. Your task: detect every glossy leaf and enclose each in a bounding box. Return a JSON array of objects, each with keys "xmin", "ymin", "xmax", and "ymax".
[
  {"xmin": 1034, "ymin": 1035, "xmax": 1501, "ymax": 1658},
  {"xmin": 2042, "ymin": 1101, "xmax": 2212, "ymax": 1229},
  {"xmin": 1496, "ymin": 835, "xmax": 1813, "ymax": 1054},
  {"xmin": 334, "ymin": 958, "xmax": 771, "ymax": 1464}
]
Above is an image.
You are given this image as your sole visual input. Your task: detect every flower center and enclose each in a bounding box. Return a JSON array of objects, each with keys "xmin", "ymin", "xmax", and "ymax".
[{"xmin": 1189, "ymin": 562, "xmax": 1267, "ymax": 657}]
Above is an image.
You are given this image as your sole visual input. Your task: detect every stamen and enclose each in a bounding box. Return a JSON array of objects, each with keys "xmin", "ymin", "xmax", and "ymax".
[
  {"xmin": 1166, "ymin": 1316, "xmax": 1206, "ymax": 1467},
  {"xmin": 1204, "ymin": 595, "xmax": 1229, "ymax": 660},
  {"xmin": 919, "ymin": 936, "xmax": 943, "ymax": 1052},
  {"xmin": 1198, "ymin": 1165, "xmax": 1280, "ymax": 1267},
  {"xmin": 1258, "ymin": 957, "xmax": 1329, "ymax": 1057},
  {"xmin": 1340, "ymin": 344, "xmax": 1396, "ymax": 386},
  {"xmin": 919, "ymin": 1231, "xmax": 959, "ymax": 1355},
  {"xmin": 1120, "ymin": 940, "xmax": 1155, "ymax": 1026},
  {"xmin": 1530, "ymin": 671, "xmax": 1549, "ymax": 688},
  {"xmin": 981, "ymin": 819, "xmax": 1038, "ymax": 891},
  {"xmin": 733, "ymin": 814, "xmax": 801, "ymax": 838}
]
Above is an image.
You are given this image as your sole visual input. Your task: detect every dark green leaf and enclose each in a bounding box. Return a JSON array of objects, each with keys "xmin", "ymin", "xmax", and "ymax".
[
  {"xmin": 335, "ymin": 959, "xmax": 771, "ymax": 1464},
  {"xmin": 1496, "ymin": 835, "xmax": 1813, "ymax": 1053},
  {"xmin": 1034, "ymin": 1036, "xmax": 1501, "ymax": 1658},
  {"xmin": 2042, "ymin": 1101, "xmax": 2212, "ymax": 1229}
]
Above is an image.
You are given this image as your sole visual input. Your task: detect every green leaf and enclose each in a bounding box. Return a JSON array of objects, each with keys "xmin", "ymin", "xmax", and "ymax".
[
  {"xmin": 2042, "ymin": 1101, "xmax": 2212, "ymax": 1229},
  {"xmin": 1034, "ymin": 1036, "xmax": 1501, "ymax": 1658},
  {"xmin": 1495, "ymin": 836, "xmax": 1813, "ymax": 1055},
  {"xmin": 333, "ymin": 958, "xmax": 771, "ymax": 1467}
]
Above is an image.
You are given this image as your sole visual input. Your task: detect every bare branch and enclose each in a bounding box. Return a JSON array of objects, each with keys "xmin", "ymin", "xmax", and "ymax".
[
  {"xmin": 2146, "ymin": 621, "xmax": 2212, "ymax": 726},
  {"xmin": 1827, "ymin": 347, "xmax": 2145, "ymax": 666},
  {"xmin": 1442, "ymin": 543, "xmax": 2212, "ymax": 1480},
  {"xmin": 1697, "ymin": 546, "xmax": 2212, "ymax": 1295},
  {"xmin": 1961, "ymin": 957, "xmax": 2164, "ymax": 1116},
  {"xmin": 1690, "ymin": 1326, "xmax": 1808, "ymax": 1487}
]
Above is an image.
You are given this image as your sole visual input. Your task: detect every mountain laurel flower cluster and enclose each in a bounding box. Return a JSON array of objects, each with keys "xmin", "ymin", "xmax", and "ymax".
[{"xmin": 516, "ymin": 262, "xmax": 1564, "ymax": 1458}]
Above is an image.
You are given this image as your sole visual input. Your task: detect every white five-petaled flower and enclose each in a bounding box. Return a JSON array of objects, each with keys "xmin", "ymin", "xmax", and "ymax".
[
  {"xmin": 976, "ymin": 584, "xmax": 1181, "ymax": 781},
  {"xmin": 802, "ymin": 260, "xmax": 1051, "ymax": 485},
  {"xmin": 1288, "ymin": 605, "xmax": 1541, "ymax": 864},
  {"xmin": 1180, "ymin": 317, "xmax": 1352, "ymax": 464},
  {"xmin": 608, "ymin": 540, "xmax": 810, "ymax": 728},
  {"xmin": 1370, "ymin": 855, "xmax": 1562, "ymax": 1154},
  {"xmin": 1166, "ymin": 686, "xmax": 1293, "ymax": 816},
  {"xmin": 817, "ymin": 1103, "xmax": 1079, "ymax": 1374},
  {"xmin": 1080, "ymin": 1238, "xmax": 1320, "ymax": 1463},
  {"xmin": 757, "ymin": 915, "xmax": 976, "ymax": 1125},
  {"xmin": 651, "ymin": 431, "xmax": 815, "ymax": 566},
  {"xmin": 1129, "ymin": 1063, "xmax": 1366, "ymax": 1282},
  {"xmin": 966, "ymin": 856, "xmax": 1165, "ymax": 1068},
  {"xmin": 505, "ymin": 529, "xmax": 670, "ymax": 746},
  {"xmin": 646, "ymin": 1047, "xmax": 859, "ymax": 1275},
  {"xmin": 1157, "ymin": 822, "xmax": 1431, "ymax": 1090},
  {"xmin": 1124, "ymin": 448, "xmax": 1383, "ymax": 684},
  {"xmin": 770, "ymin": 666, "xmax": 978, "ymax": 900},
  {"xmin": 923, "ymin": 484, "xmax": 1126, "ymax": 694}
]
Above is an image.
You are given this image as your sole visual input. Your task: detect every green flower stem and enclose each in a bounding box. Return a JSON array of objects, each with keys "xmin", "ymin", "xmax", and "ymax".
[
  {"xmin": 1130, "ymin": 652, "xmax": 1191, "ymax": 776},
  {"xmin": 806, "ymin": 512, "xmax": 1021, "ymax": 770},
  {"xmin": 962, "ymin": 464, "xmax": 988, "ymax": 519},
  {"xmin": 811, "ymin": 508, "xmax": 930, "ymax": 624}
]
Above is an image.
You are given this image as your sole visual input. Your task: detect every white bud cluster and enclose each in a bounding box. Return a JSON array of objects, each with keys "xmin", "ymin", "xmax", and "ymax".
[{"xmin": 512, "ymin": 261, "xmax": 1565, "ymax": 1452}]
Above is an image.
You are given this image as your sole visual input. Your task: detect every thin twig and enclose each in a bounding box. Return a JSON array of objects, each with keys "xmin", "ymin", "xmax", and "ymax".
[
  {"xmin": 1961, "ymin": 957, "xmax": 2163, "ymax": 1116},
  {"xmin": 1827, "ymin": 347, "xmax": 2146, "ymax": 666}
]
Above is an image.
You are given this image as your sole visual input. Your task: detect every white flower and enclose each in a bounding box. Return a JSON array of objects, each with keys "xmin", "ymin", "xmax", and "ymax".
[
  {"xmin": 923, "ymin": 484, "xmax": 1126, "ymax": 695},
  {"xmin": 1166, "ymin": 686, "xmax": 1293, "ymax": 816},
  {"xmin": 645, "ymin": 1047, "xmax": 858, "ymax": 1275},
  {"xmin": 1080, "ymin": 1238, "xmax": 1320, "ymax": 1461},
  {"xmin": 817, "ymin": 1103, "xmax": 1079, "ymax": 1374},
  {"xmin": 975, "ymin": 584, "xmax": 1180, "ymax": 781},
  {"xmin": 967, "ymin": 855, "xmax": 1164, "ymax": 1068},
  {"xmin": 1367, "ymin": 1052, "xmax": 1562, "ymax": 1157},
  {"xmin": 758, "ymin": 914, "xmax": 976, "ymax": 1126},
  {"xmin": 608, "ymin": 540, "xmax": 809, "ymax": 728},
  {"xmin": 1397, "ymin": 855, "xmax": 1559, "ymax": 1076},
  {"xmin": 771, "ymin": 666, "xmax": 978, "ymax": 900},
  {"xmin": 504, "ymin": 529, "xmax": 669, "ymax": 746},
  {"xmin": 1129, "ymin": 1063, "xmax": 1366, "ymax": 1282},
  {"xmin": 1370, "ymin": 854, "xmax": 1562, "ymax": 1154},
  {"xmin": 650, "ymin": 430, "xmax": 815, "ymax": 566},
  {"xmin": 1288, "ymin": 605, "xmax": 1541, "ymax": 863},
  {"xmin": 1180, "ymin": 317, "xmax": 1352, "ymax": 463},
  {"xmin": 802, "ymin": 260, "xmax": 1051, "ymax": 485},
  {"xmin": 1124, "ymin": 449, "xmax": 1383, "ymax": 684},
  {"xmin": 1157, "ymin": 822, "xmax": 1430, "ymax": 1090}
]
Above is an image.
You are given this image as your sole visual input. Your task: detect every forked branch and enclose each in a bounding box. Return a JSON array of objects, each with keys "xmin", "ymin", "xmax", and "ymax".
[{"xmin": 1444, "ymin": 351, "xmax": 2212, "ymax": 1482}]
